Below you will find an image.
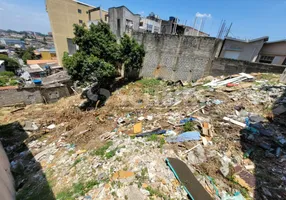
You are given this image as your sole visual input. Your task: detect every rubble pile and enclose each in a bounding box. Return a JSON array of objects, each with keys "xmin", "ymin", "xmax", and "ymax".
[{"xmin": 0, "ymin": 73, "xmax": 285, "ymax": 200}]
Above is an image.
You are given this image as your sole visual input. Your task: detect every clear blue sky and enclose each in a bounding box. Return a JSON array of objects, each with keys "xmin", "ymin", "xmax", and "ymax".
[{"xmin": 0, "ymin": 0, "xmax": 285, "ymax": 41}]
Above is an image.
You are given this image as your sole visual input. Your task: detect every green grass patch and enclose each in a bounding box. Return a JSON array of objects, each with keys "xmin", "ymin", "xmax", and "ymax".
[
  {"xmin": 143, "ymin": 88, "xmax": 156, "ymax": 95},
  {"xmin": 0, "ymin": 71, "xmax": 14, "ymax": 77},
  {"xmin": 71, "ymin": 158, "xmax": 82, "ymax": 168},
  {"xmin": 146, "ymin": 186, "xmax": 168, "ymax": 200},
  {"xmin": 183, "ymin": 121, "xmax": 195, "ymax": 132},
  {"xmin": 137, "ymin": 78, "xmax": 161, "ymax": 87},
  {"xmin": 146, "ymin": 135, "xmax": 165, "ymax": 149},
  {"xmin": 90, "ymin": 141, "xmax": 113, "ymax": 157},
  {"xmin": 259, "ymin": 73, "xmax": 277, "ymax": 80},
  {"xmin": 105, "ymin": 148, "xmax": 117, "ymax": 159},
  {"xmin": 147, "ymin": 134, "xmax": 158, "ymax": 142},
  {"xmin": 56, "ymin": 180, "xmax": 101, "ymax": 200}
]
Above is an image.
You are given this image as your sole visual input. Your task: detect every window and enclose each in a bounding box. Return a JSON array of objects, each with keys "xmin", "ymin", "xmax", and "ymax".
[
  {"xmin": 282, "ymin": 58, "xmax": 286, "ymax": 65},
  {"xmin": 139, "ymin": 22, "xmax": 143, "ymax": 27},
  {"xmin": 79, "ymin": 20, "xmax": 83, "ymax": 24},
  {"xmin": 259, "ymin": 55, "xmax": 275, "ymax": 64},
  {"xmin": 224, "ymin": 51, "xmax": 240, "ymax": 59},
  {"xmin": 147, "ymin": 24, "xmax": 153, "ymax": 32},
  {"xmin": 105, "ymin": 15, "xmax": 108, "ymax": 22},
  {"xmin": 78, "ymin": 9, "xmax": 82, "ymax": 14},
  {"xmin": 67, "ymin": 38, "xmax": 77, "ymax": 55}
]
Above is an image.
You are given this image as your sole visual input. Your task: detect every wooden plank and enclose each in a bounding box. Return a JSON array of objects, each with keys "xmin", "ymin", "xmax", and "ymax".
[{"xmin": 166, "ymin": 157, "xmax": 213, "ymax": 200}]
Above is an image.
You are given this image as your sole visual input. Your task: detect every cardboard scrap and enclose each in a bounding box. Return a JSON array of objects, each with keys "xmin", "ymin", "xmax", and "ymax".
[{"xmin": 133, "ymin": 122, "xmax": 142, "ymax": 134}]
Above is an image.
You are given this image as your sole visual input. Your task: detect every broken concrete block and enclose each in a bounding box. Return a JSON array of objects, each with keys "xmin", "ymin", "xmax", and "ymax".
[{"xmin": 23, "ymin": 121, "xmax": 38, "ymax": 131}]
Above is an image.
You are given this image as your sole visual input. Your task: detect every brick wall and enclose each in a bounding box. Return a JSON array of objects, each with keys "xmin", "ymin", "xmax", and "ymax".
[
  {"xmin": 210, "ymin": 58, "xmax": 286, "ymax": 77},
  {"xmin": 133, "ymin": 32, "xmax": 222, "ymax": 81}
]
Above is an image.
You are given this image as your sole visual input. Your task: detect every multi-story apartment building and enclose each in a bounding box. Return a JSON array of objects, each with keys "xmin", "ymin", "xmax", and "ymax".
[{"xmin": 46, "ymin": 0, "xmax": 108, "ymax": 66}]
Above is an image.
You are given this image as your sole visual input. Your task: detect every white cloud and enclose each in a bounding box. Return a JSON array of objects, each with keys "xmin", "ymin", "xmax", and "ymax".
[{"xmin": 196, "ymin": 12, "xmax": 211, "ymax": 18}]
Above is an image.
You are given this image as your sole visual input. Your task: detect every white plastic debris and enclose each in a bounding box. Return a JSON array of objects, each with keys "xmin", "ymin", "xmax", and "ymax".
[{"xmin": 47, "ymin": 124, "xmax": 56, "ymax": 130}]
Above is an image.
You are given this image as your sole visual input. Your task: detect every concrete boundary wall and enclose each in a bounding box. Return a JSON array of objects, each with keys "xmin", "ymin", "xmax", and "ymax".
[
  {"xmin": 133, "ymin": 32, "xmax": 222, "ymax": 81},
  {"xmin": 0, "ymin": 85, "xmax": 71, "ymax": 107},
  {"xmin": 210, "ymin": 58, "xmax": 286, "ymax": 77}
]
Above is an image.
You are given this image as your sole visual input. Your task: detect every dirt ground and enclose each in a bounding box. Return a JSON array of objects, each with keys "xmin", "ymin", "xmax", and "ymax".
[{"xmin": 0, "ymin": 73, "xmax": 285, "ymax": 200}]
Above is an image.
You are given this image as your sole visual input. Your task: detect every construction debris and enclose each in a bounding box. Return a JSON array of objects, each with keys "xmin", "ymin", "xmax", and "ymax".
[{"xmin": 0, "ymin": 73, "xmax": 285, "ymax": 200}]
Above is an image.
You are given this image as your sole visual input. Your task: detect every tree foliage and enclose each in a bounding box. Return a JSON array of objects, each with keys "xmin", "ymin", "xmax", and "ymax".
[
  {"xmin": 63, "ymin": 21, "xmax": 145, "ymax": 85},
  {"xmin": 0, "ymin": 54, "xmax": 19, "ymax": 72},
  {"xmin": 120, "ymin": 34, "xmax": 145, "ymax": 74},
  {"xmin": 15, "ymin": 47, "xmax": 36, "ymax": 64}
]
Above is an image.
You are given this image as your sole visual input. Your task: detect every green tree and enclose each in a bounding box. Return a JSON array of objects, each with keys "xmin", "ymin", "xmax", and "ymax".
[
  {"xmin": 63, "ymin": 21, "xmax": 145, "ymax": 85},
  {"xmin": 0, "ymin": 55, "xmax": 20, "ymax": 72},
  {"xmin": 20, "ymin": 47, "xmax": 36, "ymax": 64},
  {"xmin": 120, "ymin": 34, "xmax": 145, "ymax": 75},
  {"xmin": 0, "ymin": 45, "xmax": 5, "ymax": 49}
]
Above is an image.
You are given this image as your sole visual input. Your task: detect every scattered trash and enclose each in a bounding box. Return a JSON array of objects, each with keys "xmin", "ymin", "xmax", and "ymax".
[
  {"xmin": 212, "ymin": 99, "xmax": 222, "ymax": 105},
  {"xmin": 138, "ymin": 116, "xmax": 145, "ymax": 121},
  {"xmin": 23, "ymin": 121, "xmax": 39, "ymax": 131},
  {"xmin": 47, "ymin": 124, "xmax": 56, "ymax": 130},
  {"xmin": 1, "ymin": 72, "xmax": 285, "ymax": 200},
  {"xmin": 180, "ymin": 117, "xmax": 197, "ymax": 124},
  {"xmin": 146, "ymin": 115, "xmax": 153, "ymax": 121},
  {"xmin": 173, "ymin": 100, "xmax": 182, "ymax": 106},
  {"xmin": 163, "ymin": 130, "xmax": 177, "ymax": 137},
  {"xmin": 10, "ymin": 107, "xmax": 25, "ymax": 114},
  {"xmin": 166, "ymin": 158, "xmax": 213, "ymax": 200},
  {"xmin": 204, "ymin": 73, "xmax": 254, "ymax": 88},
  {"xmin": 244, "ymin": 164, "xmax": 255, "ymax": 170},
  {"xmin": 272, "ymin": 105, "xmax": 286, "ymax": 115},
  {"xmin": 223, "ymin": 117, "xmax": 246, "ymax": 128},
  {"xmin": 221, "ymin": 191, "xmax": 245, "ymax": 200},
  {"xmin": 202, "ymin": 137, "xmax": 208, "ymax": 146},
  {"xmin": 133, "ymin": 122, "xmax": 142, "ymax": 134},
  {"xmin": 117, "ymin": 117, "xmax": 125, "ymax": 124},
  {"xmin": 276, "ymin": 147, "xmax": 281, "ymax": 158},
  {"xmin": 136, "ymin": 128, "xmax": 166, "ymax": 137}
]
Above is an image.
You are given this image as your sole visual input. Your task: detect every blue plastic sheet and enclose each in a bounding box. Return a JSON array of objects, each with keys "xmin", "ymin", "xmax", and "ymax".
[
  {"xmin": 180, "ymin": 117, "xmax": 197, "ymax": 124},
  {"xmin": 166, "ymin": 131, "xmax": 201, "ymax": 143}
]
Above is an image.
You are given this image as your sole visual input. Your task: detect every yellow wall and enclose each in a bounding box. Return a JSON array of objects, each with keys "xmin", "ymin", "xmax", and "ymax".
[
  {"xmin": 40, "ymin": 52, "xmax": 57, "ymax": 60},
  {"xmin": 46, "ymin": 0, "xmax": 107, "ymax": 66},
  {"xmin": 41, "ymin": 52, "xmax": 52, "ymax": 60}
]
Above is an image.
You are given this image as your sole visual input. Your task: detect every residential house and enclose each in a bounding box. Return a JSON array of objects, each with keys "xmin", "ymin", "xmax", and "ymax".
[
  {"xmin": 108, "ymin": 6, "xmax": 140, "ymax": 38},
  {"xmin": 0, "ymin": 38, "xmax": 25, "ymax": 48},
  {"xmin": 38, "ymin": 48, "xmax": 57, "ymax": 60},
  {"xmin": 257, "ymin": 40, "xmax": 286, "ymax": 65},
  {"xmin": 139, "ymin": 13, "xmax": 162, "ymax": 33},
  {"xmin": 161, "ymin": 17, "xmax": 209, "ymax": 36},
  {"xmin": 0, "ymin": 49, "xmax": 9, "ymax": 56},
  {"xmin": 219, "ymin": 36, "xmax": 269, "ymax": 62},
  {"xmin": 46, "ymin": 0, "xmax": 108, "ymax": 66},
  {"xmin": 25, "ymin": 60, "xmax": 63, "ymax": 78}
]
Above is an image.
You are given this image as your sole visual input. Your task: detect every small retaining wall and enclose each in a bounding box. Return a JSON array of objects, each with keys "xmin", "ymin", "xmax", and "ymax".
[
  {"xmin": 0, "ymin": 85, "xmax": 71, "ymax": 107},
  {"xmin": 210, "ymin": 58, "xmax": 286, "ymax": 77}
]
